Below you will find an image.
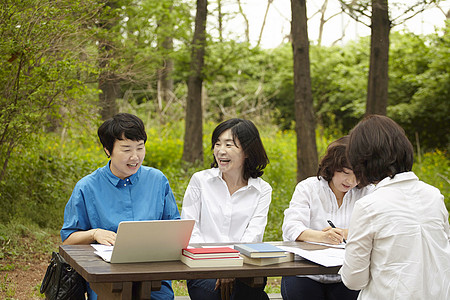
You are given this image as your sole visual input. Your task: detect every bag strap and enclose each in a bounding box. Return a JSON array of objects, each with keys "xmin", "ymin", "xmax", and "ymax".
[{"xmin": 40, "ymin": 252, "xmax": 57, "ymax": 293}]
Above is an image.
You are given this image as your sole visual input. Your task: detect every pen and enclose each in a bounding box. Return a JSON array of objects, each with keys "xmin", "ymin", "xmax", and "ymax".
[{"xmin": 327, "ymin": 220, "xmax": 347, "ymax": 243}]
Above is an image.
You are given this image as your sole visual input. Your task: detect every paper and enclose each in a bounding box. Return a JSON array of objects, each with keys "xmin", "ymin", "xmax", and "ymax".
[
  {"xmin": 91, "ymin": 244, "xmax": 114, "ymax": 251},
  {"xmin": 279, "ymin": 246, "xmax": 345, "ymax": 267},
  {"xmin": 304, "ymin": 241, "xmax": 346, "ymax": 249},
  {"xmin": 91, "ymin": 244, "xmax": 113, "ymax": 262},
  {"xmin": 202, "ymin": 245, "xmax": 235, "ymax": 249}
]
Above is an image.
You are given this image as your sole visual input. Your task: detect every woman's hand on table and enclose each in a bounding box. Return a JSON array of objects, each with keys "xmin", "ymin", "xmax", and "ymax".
[{"xmin": 92, "ymin": 228, "xmax": 117, "ymax": 246}]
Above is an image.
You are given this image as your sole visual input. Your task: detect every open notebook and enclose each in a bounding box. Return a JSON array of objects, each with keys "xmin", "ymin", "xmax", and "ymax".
[{"xmin": 92, "ymin": 219, "xmax": 195, "ymax": 263}]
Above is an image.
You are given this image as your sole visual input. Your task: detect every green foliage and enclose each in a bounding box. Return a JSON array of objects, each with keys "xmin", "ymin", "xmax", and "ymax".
[
  {"xmin": 112, "ymin": 0, "xmax": 194, "ymax": 92},
  {"xmin": 0, "ymin": 126, "xmax": 105, "ymax": 228},
  {"xmin": 268, "ymin": 29, "xmax": 449, "ymax": 149},
  {"xmin": 413, "ymin": 150, "xmax": 450, "ymax": 212},
  {"xmin": 311, "ymin": 39, "xmax": 370, "ymax": 130},
  {"xmin": 261, "ymin": 129, "xmax": 297, "ymax": 241},
  {"xmin": 0, "ymin": 0, "xmax": 100, "ymax": 181},
  {"xmin": 267, "ymin": 38, "xmax": 371, "ymax": 131},
  {"xmin": 388, "ymin": 27, "xmax": 450, "ymax": 150}
]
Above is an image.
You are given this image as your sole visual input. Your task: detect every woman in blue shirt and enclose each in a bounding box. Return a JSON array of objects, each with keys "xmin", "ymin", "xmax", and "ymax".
[{"xmin": 61, "ymin": 113, "xmax": 180, "ymax": 300}]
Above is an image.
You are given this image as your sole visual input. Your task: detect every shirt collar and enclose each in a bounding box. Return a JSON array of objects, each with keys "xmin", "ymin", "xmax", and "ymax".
[
  {"xmin": 210, "ymin": 167, "xmax": 262, "ymax": 192},
  {"xmin": 318, "ymin": 176, "xmax": 335, "ymax": 194},
  {"xmin": 102, "ymin": 161, "xmax": 141, "ymax": 187},
  {"xmin": 374, "ymin": 171, "xmax": 418, "ymax": 190}
]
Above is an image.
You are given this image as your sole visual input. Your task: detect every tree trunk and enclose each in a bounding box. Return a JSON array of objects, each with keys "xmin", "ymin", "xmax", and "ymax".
[
  {"xmin": 182, "ymin": 0, "xmax": 207, "ymax": 164},
  {"xmin": 218, "ymin": 0, "xmax": 223, "ymax": 42},
  {"xmin": 366, "ymin": 0, "xmax": 390, "ymax": 116},
  {"xmin": 291, "ymin": 0, "xmax": 318, "ymax": 182},
  {"xmin": 98, "ymin": 1, "xmax": 119, "ymax": 121},
  {"xmin": 157, "ymin": 35, "xmax": 174, "ymax": 124},
  {"xmin": 99, "ymin": 68, "xmax": 119, "ymax": 120}
]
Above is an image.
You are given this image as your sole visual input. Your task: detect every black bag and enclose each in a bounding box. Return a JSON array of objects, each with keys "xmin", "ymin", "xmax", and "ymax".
[{"xmin": 40, "ymin": 251, "xmax": 87, "ymax": 300}]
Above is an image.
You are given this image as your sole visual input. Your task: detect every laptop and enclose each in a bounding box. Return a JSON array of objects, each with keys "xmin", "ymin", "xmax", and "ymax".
[{"xmin": 93, "ymin": 219, "xmax": 195, "ymax": 263}]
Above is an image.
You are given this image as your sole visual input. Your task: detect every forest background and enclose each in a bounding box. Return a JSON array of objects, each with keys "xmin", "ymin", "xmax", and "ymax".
[{"xmin": 1, "ymin": 0, "xmax": 449, "ymax": 298}]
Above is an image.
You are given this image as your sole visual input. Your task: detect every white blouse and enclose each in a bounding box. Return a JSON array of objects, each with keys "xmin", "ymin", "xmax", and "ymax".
[
  {"xmin": 181, "ymin": 168, "xmax": 272, "ymax": 244},
  {"xmin": 282, "ymin": 176, "xmax": 373, "ymax": 241},
  {"xmin": 282, "ymin": 176, "xmax": 373, "ymax": 283},
  {"xmin": 339, "ymin": 172, "xmax": 450, "ymax": 299}
]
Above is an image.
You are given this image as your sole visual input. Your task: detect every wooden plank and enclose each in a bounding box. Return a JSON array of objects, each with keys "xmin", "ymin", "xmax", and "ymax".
[{"xmin": 90, "ymin": 281, "xmax": 132, "ymax": 300}]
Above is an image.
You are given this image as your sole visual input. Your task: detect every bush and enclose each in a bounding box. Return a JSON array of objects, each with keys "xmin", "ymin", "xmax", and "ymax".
[
  {"xmin": 0, "ymin": 129, "xmax": 105, "ymax": 229},
  {"xmin": 413, "ymin": 150, "xmax": 450, "ymax": 212}
]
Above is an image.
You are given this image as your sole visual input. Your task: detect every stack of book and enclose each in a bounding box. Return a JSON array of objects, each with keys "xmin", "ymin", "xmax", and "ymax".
[
  {"xmin": 181, "ymin": 247, "xmax": 244, "ymax": 268},
  {"xmin": 234, "ymin": 243, "xmax": 293, "ymax": 266}
]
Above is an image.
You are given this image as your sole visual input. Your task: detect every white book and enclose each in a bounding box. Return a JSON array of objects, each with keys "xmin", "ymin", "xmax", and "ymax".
[{"xmin": 181, "ymin": 255, "xmax": 243, "ymax": 268}]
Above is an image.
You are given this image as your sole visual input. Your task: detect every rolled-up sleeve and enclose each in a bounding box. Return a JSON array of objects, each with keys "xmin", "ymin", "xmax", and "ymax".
[
  {"xmin": 282, "ymin": 182, "xmax": 313, "ymax": 241},
  {"xmin": 60, "ymin": 185, "xmax": 90, "ymax": 242},
  {"xmin": 241, "ymin": 182, "xmax": 272, "ymax": 243},
  {"xmin": 181, "ymin": 175, "xmax": 204, "ymax": 243},
  {"xmin": 162, "ymin": 176, "xmax": 180, "ymax": 220},
  {"xmin": 339, "ymin": 201, "xmax": 373, "ymax": 290}
]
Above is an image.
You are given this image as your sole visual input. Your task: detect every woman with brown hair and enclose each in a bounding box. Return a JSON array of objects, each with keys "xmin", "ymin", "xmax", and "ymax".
[
  {"xmin": 340, "ymin": 115, "xmax": 450, "ymax": 299},
  {"xmin": 281, "ymin": 136, "xmax": 373, "ymax": 300}
]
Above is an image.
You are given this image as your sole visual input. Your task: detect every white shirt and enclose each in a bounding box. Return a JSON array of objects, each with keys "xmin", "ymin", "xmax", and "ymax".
[
  {"xmin": 282, "ymin": 176, "xmax": 373, "ymax": 241},
  {"xmin": 181, "ymin": 168, "xmax": 272, "ymax": 244},
  {"xmin": 339, "ymin": 172, "xmax": 450, "ymax": 300},
  {"xmin": 282, "ymin": 176, "xmax": 373, "ymax": 283}
]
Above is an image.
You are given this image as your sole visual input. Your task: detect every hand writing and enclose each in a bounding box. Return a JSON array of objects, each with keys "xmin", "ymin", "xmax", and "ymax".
[{"xmin": 322, "ymin": 227, "xmax": 345, "ymax": 244}]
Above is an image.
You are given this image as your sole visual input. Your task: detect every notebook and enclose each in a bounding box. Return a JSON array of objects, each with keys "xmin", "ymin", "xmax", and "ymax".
[{"xmin": 93, "ymin": 219, "xmax": 195, "ymax": 263}]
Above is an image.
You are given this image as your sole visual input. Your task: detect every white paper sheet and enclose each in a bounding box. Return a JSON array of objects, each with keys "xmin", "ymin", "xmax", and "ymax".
[
  {"xmin": 304, "ymin": 241, "xmax": 346, "ymax": 249},
  {"xmin": 279, "ymin": 246, "xmax": 345, "ymax": 267},
  {"xmin": 91, "ymin": 244, "xmax": 113, "ymax": 262}
]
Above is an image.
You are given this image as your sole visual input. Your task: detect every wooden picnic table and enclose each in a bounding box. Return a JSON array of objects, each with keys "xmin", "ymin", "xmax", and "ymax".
[{"xmin": 59, "ymin": 241, "xmax": 341, "ymax": 300}]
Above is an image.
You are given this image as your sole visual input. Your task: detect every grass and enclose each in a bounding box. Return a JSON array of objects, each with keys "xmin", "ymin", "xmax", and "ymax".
[{"xmin": 0, "ymin": 274, "xmax": 14, "ymax": 297}]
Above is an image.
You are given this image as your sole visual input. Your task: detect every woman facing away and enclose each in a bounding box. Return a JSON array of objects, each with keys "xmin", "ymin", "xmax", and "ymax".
[
  {"xmin": 181, "ymin": 118, "xmax": 272, "ymax": 300},
  {"xmin": 339, "ymin": 114, "xmax": 450, "ymax": 299},
  {"xmin": 281, "ymin": 136, "xmax": 374, "ymax": 300}
]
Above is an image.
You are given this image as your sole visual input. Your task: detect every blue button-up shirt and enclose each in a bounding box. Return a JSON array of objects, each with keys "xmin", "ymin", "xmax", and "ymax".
[{"xmin": 61, "ymin": 162, "xmax": 180, "ymax": 241}]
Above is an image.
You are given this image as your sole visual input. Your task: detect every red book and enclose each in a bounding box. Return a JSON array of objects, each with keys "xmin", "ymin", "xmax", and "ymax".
[
  {"xmin": 182, "ymin": 247, "xmax": 240, "ymax": 259},
  {"xmin": 181, "ymin": 254, "xmax": 243, "ymax": 268}
]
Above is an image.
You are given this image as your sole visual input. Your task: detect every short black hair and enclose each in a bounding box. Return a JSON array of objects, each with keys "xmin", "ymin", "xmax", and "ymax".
[
  {"xmin": 347, "ymin": 114, "xmax": 414, "ymax": 187},
  {"xmin": 317, "ymin": 136, "xmax": 351, "ymax": 182},
  {"xmin": 211, "ymin": 118, "xmax": 269, "ymax": 180},
  {"xmin": 97, "ymin": 113, "xmax": 147, "ymax": 156}
]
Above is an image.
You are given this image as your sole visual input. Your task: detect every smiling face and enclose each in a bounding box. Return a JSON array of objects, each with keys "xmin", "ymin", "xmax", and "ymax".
[
  {"xmin": 213, "ymin": 129, "xmax": 246, "ymax": 178},
  {"xmin": 329, "ymin": 167, "xmax": 358, "ymax": 198},
  {"xmin": 105, "ymin": 138, "xmax": 146, "ymax": 179}
]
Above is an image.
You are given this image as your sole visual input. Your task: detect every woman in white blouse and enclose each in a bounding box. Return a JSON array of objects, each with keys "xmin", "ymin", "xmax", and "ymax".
[
  {"xmin": 181, "ymin": 118, "xmax": 272, "ymax": 300},
  {"xmin": 339, "ymin": 115, "xmax": 450, "ymax": 299},
  {"xmin": 281, "ymin": 136, "xmax": 373, "ymax": 300}
]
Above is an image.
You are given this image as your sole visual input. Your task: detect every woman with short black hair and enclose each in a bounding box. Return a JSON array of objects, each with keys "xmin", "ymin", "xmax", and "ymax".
[{"xmin": 61, "ymin": 113, "xmax": 180, "ymax": 300}]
